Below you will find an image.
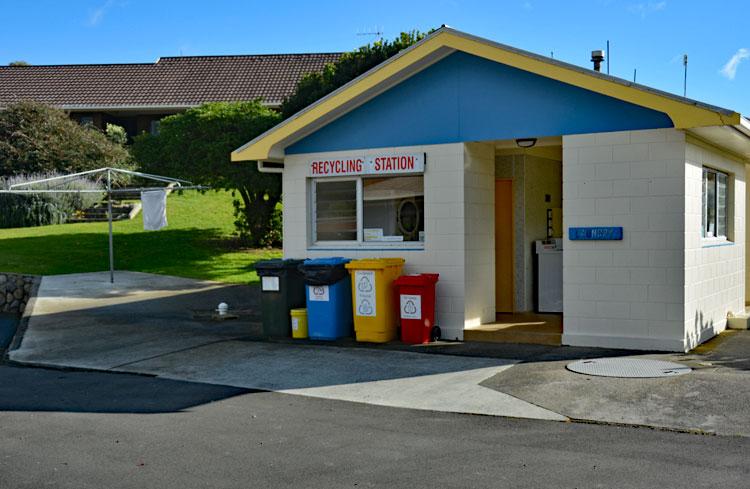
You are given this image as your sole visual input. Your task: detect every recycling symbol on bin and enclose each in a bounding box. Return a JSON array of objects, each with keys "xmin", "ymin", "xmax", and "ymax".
[
  {"xmin": 357, "ymin": 276, "xmax": 373, "ymax": 293},
  {"xmin": 358, "ymin": 298, "xmax": 374, "ymax": 316},
  {"xmin": 403, "ymin": 299, "xmax": 418, "ymax": 315},
  {"xmin": 313, "ymin": 286, "xmax": 325, "ymax": 297}
]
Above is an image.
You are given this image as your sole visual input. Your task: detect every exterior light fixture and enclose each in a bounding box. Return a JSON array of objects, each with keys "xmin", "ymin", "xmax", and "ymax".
[{"xmin": 515, "ymin": 138, "xmax": 537, "ymax": 148}]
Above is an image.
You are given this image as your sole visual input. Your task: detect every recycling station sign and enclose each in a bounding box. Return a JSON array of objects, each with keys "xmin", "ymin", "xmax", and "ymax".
[{"xmin": 309, "ymin": 153, "xmax": 425, "ymax": 177}]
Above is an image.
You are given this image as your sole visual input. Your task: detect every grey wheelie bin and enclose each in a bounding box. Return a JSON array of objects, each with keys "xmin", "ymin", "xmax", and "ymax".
[{"xmin": 255, "ymin": 259, "xmax": 306, "ymax": 338}]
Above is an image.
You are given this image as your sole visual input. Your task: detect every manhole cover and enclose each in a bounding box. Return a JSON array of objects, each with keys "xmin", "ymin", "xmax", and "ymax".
[{"xmin": 566, "ymin": 358, "xmax": 692, "ymax": 378}]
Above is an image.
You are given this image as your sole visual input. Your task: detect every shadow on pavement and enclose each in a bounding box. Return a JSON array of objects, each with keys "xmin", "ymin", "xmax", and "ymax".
[
  {"xmin": 690, "ymin": 330, "xmax": 750, "ymax": 372},
  {"xmin": 0, "ymin": 364, "xmax": 255, "ymax": 414}
]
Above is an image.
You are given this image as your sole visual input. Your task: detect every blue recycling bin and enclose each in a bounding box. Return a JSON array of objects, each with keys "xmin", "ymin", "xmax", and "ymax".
[{"xmin": 300, "ymin": 257, "xmax": 353, "ymax": 340}]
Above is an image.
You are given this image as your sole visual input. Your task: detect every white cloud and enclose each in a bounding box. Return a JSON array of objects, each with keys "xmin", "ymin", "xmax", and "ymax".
[
  {"xmin": 720, "ymin": 48, "xmax": 750, "ymax": 80},
  {"xmin": 628, "ymin": 1, "xmax": 667, "ymax": 18},
  {"xmin": 88, "ymin": 0, "xmax": 115, "ymax": 26}
]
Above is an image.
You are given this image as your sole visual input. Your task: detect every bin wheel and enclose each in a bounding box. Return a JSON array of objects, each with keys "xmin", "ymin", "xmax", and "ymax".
[{"xmin": 431, "ymin": 326, "xmax": 441, "ymax": 342}]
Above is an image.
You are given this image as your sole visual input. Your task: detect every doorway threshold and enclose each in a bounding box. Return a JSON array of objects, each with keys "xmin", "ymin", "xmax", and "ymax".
[{"xmin": 464, "ymin": 312, "xmax": 562, "ymax": 346}]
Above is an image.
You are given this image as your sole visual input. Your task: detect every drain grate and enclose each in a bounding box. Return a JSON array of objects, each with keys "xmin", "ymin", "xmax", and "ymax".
[{"xmin": 566, "ymin": 358, "xmax": 692, "ymax": 378}]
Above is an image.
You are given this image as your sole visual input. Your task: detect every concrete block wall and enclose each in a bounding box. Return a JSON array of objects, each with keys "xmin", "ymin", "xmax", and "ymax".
[
  {"xmin": 562, "ymin": 128, "xmax": 688, "ymax": 351},
  {"xmin": 463, "ymin": 142, "xmax": 496, "ymax": 327},
  {"xmin": 684, "ymin": 139, "xmax": 745, "ymax": 349},
  {"xmin": 282, "ymin": 143, "xmax": 468, "ymax": 340}
]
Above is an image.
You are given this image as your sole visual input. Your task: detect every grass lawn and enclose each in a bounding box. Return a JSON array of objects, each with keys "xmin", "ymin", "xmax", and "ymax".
[{"xmin": 0, "ymin": 191, "xmax": 281, "ymax": 284}]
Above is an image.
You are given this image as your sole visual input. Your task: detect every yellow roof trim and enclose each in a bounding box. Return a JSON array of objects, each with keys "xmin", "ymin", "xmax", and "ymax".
[
  {"xmin": 232, "ymin": 29, "xmax": 741, "ymax": 162},
  {"xmin": 232, "ymin": 39, "xmax": 449, "ymax": 162},
  {"xmin": 442, "ymin": 31, "xmax": 741, "ymax": 129}
]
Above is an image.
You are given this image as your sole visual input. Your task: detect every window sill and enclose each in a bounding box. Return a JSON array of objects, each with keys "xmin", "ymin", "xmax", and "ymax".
[
  {"xmin": 701, "ymin": 238, "xmax": 733, "ymax": 248},
  {"xmin": 309, "ymin": 242, "xmax": 425, "ymax": 252}
]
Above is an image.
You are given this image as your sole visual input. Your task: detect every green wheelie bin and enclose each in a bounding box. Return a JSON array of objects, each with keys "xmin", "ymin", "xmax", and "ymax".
[{"xmin": 255, "ymin": 259, "xmax": 306, "ymax": 338}]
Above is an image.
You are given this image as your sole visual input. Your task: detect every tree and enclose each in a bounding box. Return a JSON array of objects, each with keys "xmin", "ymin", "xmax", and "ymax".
[
  {"xmin": 9, "ymin": 61, "xmax": 29, "ymax": 66},
  {"xmin": 131, "ymin": 101, "xmax": 282, "ymax": 247},
  {"xmin": 131, "ymin": 31, "xmax": 429, "ymax": 247},
  {"xmin": 280, "ymin": 31, "xmax": 429, "ymax": 119},
  {"xmin": 0, "ymin": 101, "xmax": 132, "ymax": 177}
]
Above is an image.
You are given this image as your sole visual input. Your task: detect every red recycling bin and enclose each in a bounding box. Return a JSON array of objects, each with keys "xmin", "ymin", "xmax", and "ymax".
[{"xmin": 393, "ymin": 273, "xmax": 439, "ymax": 344}]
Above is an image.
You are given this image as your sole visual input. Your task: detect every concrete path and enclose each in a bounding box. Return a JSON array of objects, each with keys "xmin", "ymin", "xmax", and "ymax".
[
  {"xmin": 8, "ymin": 272, "xmax": 565, "ymax": 421},
  {"xmin": 10, "ymin": 271, "xmax": 260, "ymax": 370},
  {"xmin": 483, "ymin": 331, "xmax": 750, "ymax": 436}
]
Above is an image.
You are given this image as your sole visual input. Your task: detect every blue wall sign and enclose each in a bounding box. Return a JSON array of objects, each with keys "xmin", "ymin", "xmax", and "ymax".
[{"xmin": 569, "ymin": 227, "xmax": 623, "ymax": 241}]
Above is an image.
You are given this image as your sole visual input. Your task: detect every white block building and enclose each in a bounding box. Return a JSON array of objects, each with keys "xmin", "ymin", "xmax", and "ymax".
[{"xmin": 233, "ymin": 28, "xmax": 750, "ymax": 352}]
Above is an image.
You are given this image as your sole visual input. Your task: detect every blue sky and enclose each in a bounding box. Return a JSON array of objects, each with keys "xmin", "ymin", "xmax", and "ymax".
[{"xmin": 2, "ymin": 0, "xmax": 749, "ymax": 114}]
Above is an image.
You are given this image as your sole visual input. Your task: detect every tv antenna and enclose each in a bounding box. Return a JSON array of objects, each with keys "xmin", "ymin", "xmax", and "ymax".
[{"xmin": 357, "ymin": 26, "xmax": 383, "ymax": 38}]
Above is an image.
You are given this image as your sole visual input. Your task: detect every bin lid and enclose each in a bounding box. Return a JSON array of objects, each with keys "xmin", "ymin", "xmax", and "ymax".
[
  {"xmin": 394, "ymin": 273, "xmax": 439, "ymax": 286},
  {"xmin": 302, "ymin": 257, "xmax": 351, "ymax": 267},
  {"xmin": 255, "ymin": 258, "xmax": 305, "ymax": 271},
  {"xmin": 345, "ymin": 258, "xmax": 406, "ymax": 270}
]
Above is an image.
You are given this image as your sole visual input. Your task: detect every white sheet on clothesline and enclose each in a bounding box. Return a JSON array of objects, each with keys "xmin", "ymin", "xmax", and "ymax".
[{"xmin": 141, "ymin": 189, "xmax": 168, "ymax": 231}]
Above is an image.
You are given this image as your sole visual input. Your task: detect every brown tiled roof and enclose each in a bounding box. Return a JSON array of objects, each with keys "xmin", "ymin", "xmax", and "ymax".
[{"xmin": 0, "ymin": 53, "xmax": 342, "ymax": 109}]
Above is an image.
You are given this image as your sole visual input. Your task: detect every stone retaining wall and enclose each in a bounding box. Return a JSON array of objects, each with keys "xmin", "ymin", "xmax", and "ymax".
[{"xmin": 0, "ymin": 273, "xmax": 36, "ymax": 315}]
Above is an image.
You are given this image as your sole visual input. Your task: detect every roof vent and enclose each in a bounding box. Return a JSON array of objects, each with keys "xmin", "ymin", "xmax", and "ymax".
[{"xmin": 591, "ymin": 50, "xmax": 605, "ymax": 72}]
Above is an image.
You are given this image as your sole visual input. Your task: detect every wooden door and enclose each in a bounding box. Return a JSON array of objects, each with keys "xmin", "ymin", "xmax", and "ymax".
[{"xmin": 495, "ymin": 179, "xmax": 514, "ymax": 313}]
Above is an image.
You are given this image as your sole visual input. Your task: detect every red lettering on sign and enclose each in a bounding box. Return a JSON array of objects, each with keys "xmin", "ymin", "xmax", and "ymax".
[
  {"xmin": 311, "ymin": 155, "xmax": 420, "ymax": 176},
  {"xmin": 311, "ymin": 158, "xmax": 364, "ymax": 176}
]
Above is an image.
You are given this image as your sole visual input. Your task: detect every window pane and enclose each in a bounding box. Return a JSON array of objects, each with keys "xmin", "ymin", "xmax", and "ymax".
[
  {"xmin": 315, "ymin": 180, "xmax": 357, "ymax": 241},
  {"xmin": 717, "ymin": 173, "xmax": 728, "ymax": 238},
  {"xmin": 705, "ymin": 171, "xmax": 716, "ymax": 237},
  {"xmin": 363, "ymin": 176, "xmax": 424, "ymax": 242}
]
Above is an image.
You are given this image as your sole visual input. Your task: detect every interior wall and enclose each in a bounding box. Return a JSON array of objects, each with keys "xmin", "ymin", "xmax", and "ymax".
[{"xmin": 495, "ymin": 152, "xmax": 562, "ymax": 312}]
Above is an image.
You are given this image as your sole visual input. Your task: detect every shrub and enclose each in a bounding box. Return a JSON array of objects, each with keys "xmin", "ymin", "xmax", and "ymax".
[
  {"xmin": 105, "ymin": 123, "xmax": 128, "ymax": 146},
  {"xmin": 0, "ymin": 193, "xmax": 65, "ymax": 228},
  {"xmin": 0, "ymin": 172, "xmax": 104, "ymax": 228},
  {"xmin": 0, "ymin": 101, "xmax": 133, "ymax": 178}
]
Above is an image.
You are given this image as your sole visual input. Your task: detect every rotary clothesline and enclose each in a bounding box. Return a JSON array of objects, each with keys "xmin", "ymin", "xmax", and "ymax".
[{"xmin": 1, "ymin": 167, "xmax": 209, "ymax": 283}]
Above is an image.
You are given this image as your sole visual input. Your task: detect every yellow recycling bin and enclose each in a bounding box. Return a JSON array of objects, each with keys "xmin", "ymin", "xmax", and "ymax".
[
  {"xmin": 345, "ymin": 258, "xmax": 405, "ymax": 343},
  {"xmin": 290, "ymin": 308, "xmax": 308, "ymax": 339}
]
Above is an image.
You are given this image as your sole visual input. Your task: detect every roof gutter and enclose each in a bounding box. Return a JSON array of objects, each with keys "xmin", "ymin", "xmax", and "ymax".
[{"xmin": 54, "ymin": 101, "xmax": 281, "ymax": 111}]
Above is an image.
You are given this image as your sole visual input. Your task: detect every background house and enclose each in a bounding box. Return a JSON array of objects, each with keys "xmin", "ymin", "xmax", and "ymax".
[{"xmin": 0, "ymin": 53, "xmax": 342, "ymax": 138}]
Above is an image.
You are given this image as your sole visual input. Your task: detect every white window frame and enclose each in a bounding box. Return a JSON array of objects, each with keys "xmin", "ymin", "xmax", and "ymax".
[
  {"xmin": 701, "ymin": 166, "xmax": 731, "ymax": 244},
  {"xmin": 309, "ymin": 175, "xmax": 425, "ymax": 251}
]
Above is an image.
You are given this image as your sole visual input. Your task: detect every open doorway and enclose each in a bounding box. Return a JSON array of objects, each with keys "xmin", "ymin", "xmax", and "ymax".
[{"xmin": 466, "ymin": 138, "xmax": 564, "ymax": 345}]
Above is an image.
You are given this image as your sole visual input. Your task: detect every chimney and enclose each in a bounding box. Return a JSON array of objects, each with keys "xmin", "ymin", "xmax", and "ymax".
[{"xmin": 591, "ymin": 50, "xmax": 605, "ymax": 72}]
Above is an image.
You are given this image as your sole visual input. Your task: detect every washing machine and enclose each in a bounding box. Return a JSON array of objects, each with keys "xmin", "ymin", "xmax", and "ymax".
[{"xmin": 535, "ymin": 239, "xmax": 563, "ymax": 313}]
